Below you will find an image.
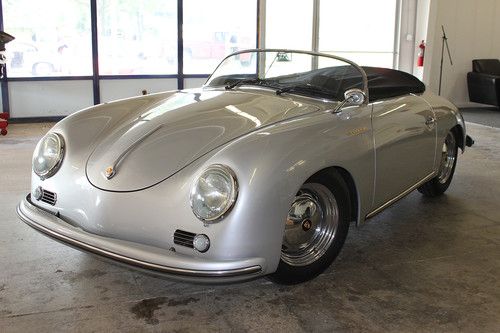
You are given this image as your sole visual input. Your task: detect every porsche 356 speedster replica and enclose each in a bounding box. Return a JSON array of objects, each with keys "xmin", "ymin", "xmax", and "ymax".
[{"xmin": 17, "ymin": 49, "xmax": 473, "ymax": 284}]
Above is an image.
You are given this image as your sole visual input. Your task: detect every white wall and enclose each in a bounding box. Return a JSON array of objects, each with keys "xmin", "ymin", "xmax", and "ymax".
[
  {"xmin": 100, "ymin": 79, "xmax": 177, "ymax": 103},
  {"xmin": 413, "ymin": 0, "xmax": 431, "ymax": 81},
  {"xmin": 398, "ymin": 0, "xmax": 419, "ymax": 74},
  {"xmin": 9, "ymin": 80, "xmax": 94, "ymax": 118},
  {"xmin": 184, "ymin": 78, "xmax": 207, "ymax": 89},
  {"xmin": 423, "ymin": 0, "xmax": 500, "ymax": 106},
  {"xmin": 8, "ymin": 78, "xmax": 179, "ymax": 118}
]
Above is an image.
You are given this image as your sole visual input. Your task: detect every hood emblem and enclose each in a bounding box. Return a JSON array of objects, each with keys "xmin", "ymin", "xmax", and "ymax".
[{"xmin": 105, "ymin": 166, "xmax": 115, "ymax": 180}]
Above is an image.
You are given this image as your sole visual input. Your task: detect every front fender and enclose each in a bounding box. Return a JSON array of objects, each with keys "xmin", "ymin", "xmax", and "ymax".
[{"xmin": 196, "ymin": 105, "xmax": 375, "ymax": 272}]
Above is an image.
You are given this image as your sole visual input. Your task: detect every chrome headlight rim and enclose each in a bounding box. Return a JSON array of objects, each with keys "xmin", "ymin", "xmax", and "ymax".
[
  {"xmin": 33, "ymin": 132, "xmax": 65, "ymax": 180},
  {"xmin": 190, "ymin": 164, "xmax": 238, "ymax": 223}
]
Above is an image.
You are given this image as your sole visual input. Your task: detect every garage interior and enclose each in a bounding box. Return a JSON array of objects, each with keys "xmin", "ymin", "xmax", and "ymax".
[{"xmin": 1, "ymin": 0, "xmax": 499, "ymax": 332}]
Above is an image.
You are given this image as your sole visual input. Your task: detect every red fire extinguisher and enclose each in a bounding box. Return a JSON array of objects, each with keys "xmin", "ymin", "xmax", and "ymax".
[{"xmin": 417, "ymin": 40, "xmax": 425, "ymax": 67}]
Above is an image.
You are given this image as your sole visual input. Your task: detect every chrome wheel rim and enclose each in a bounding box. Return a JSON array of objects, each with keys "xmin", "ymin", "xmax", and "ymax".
[
  {"xmin": 281, "ymin": 183, "xmax": 339, "ymax": 267},
  {"xmin": 437, "ymin": 132, "xmax": 456, "ymax": 184}
]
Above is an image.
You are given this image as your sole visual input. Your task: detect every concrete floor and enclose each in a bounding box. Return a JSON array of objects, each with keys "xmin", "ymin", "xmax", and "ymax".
[
  {"xmin": 461, "ymin": 107, "xmax": 500, "ymax": 128},
  {"xmin": 0, "ymin": 122, "xmax": 499, "ymax": 332}
]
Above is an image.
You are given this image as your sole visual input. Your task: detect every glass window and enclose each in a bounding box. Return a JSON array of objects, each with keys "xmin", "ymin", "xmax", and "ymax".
[
  {"xmin": 206, "ymin": 50, "xmax": 365, "ymax": 102},
  {"xmin": 265, "ymin": 0, "xmax": 313, "ymax": 50},
  {"xmin": 97, "ymin": 0, "xmax": 177, "ymax": 75},
  {"xmin": 319, "ymin": 0, "xmax": 397, "ymax": 68},
  {"xmin": 183, "ymin": 0, "xmax": 257, "ymax": 74},
  {"xmin": 3, "ymin": 0, "xmax": 92, "ymax": 77}
]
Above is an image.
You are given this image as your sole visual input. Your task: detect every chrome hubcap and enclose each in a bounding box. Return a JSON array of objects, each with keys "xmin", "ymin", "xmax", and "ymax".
[
  {"xmin": 437, "ymin": 132, "xmax": 456, "ymax": 184},
  {"xmin": 281, "ymin": 183, "xmax": 339, "ymax": 266}
]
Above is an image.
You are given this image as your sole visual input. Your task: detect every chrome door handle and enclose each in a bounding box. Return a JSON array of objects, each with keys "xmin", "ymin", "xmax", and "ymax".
[{"xmin": 425, "ymin": 116, "xmax": 436, "ymax": 126}]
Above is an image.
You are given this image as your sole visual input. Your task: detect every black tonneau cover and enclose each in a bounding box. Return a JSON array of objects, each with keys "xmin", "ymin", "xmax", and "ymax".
[
  {"xmin": 284, "ymin": 66, "xmax": 426, "ymax": 102},
  {"xmin": 362, "ymin": 66, "xmax": 426, "ymax": 101},
  {"xmin": 210, "ymin": 66, "xmax": 426, "ymax": 102}
]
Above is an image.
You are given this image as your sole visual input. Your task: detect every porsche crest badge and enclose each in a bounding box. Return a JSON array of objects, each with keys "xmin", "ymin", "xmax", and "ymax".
[{"xmin": 105, "ymin": 166, "xmax": 115, "ymax": 180}]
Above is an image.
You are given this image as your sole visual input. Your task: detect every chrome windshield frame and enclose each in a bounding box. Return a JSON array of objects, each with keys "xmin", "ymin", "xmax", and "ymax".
[{"xmin": 204, "ymin": 48, "xmax": 369, "ymax": 104}]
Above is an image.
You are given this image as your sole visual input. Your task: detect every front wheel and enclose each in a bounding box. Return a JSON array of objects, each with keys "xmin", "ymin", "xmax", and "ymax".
[
  {"xmin": 418, "ymin": 130, "xmax": 458, "ymax": 197},
  {"xmin": 268, "ymin": 171, "xmax": 351, "ymax": 284}
]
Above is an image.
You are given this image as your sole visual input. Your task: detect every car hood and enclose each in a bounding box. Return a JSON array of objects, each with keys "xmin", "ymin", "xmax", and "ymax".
[{"xmin": 86, "ymin": 89, "xmax": 320, "ymax": 191}]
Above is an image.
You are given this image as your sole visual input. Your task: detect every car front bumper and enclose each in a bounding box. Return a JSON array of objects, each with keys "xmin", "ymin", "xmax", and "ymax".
[{"xmin": 17, "ymin": 194, "xmax": 263, "ymax": 283}]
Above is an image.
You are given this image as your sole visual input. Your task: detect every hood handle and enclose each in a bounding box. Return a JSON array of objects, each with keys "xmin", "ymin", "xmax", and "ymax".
[{"xmin": 105, "ymin": 125, "xmax": 163, "ymax": 180}]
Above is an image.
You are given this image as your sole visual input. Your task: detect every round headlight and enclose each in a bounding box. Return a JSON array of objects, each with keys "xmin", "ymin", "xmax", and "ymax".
[
  {"xmin": 33, "ymin": 132, "xmax": 65, "ymax": 179},
  {"xmin": 190, "ymin": 164, "xmax": 238, "ymax": 222}
]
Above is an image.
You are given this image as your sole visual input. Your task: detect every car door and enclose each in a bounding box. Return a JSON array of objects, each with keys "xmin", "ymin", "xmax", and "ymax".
[{"xmin": 371, "ymin": 94, "xmax": 436, "ymax": 209}]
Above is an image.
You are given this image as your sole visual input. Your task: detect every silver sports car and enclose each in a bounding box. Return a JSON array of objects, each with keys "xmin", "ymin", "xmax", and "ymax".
[{"xmin": 17, "ymin": 49, "xmax": 473, "ymax": 284}]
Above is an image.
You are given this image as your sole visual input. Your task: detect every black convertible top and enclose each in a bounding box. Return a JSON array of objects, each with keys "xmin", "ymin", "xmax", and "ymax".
[
  {"xmin": 362, "ymin": 67, "xmax": 426, "ymax": 101},
  {"xmin": 281, "ymin": 66, "xmax": 426, "ymax": 102},
  {"xmin": 210, "ymin": 65, "xmax": 426, "ymax": 102}
]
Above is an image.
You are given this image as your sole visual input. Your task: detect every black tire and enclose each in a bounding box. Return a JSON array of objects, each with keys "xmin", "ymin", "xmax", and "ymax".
[
  {"xmin": 268, "ymin": 170, "xmax": 351, "ymax": 284},
  {"xmin": 418, "ymin": 129, "xmax": 458, "ymax": 197}
]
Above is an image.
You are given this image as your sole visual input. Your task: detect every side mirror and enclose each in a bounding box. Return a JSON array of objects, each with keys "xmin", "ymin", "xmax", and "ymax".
[
  {"xmin": 332, "ymin": 88, "xmax": 366, "ymax": 113},
  {"xmin": 344, "ymin": 88, "xmax": 366, "ymax": 105}
]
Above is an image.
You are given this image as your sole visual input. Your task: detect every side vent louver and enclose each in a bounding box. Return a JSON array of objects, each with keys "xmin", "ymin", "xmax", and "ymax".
[
  {"xmin": 40, "ymin": 189, "xmax": 57, "ymax": 206},
  {"xmin": 173, "ymin": 229, "xmax": 196, "ymax": 248}
]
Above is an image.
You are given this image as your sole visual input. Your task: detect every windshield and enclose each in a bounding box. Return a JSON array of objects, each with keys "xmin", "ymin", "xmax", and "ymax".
[{"xmin": 205, "ymin": 49, "xmax": 368, "ymax": 101}]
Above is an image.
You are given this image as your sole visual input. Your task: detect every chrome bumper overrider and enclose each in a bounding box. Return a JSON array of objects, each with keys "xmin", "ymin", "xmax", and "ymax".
[{"xmin": 17, "ymin": 195, "xmax": 262, "ymax": 282}]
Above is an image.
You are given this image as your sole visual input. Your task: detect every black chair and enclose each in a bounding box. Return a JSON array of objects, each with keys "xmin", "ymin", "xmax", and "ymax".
[{"xmin": 467, "ymin": 59, "xmax": 500, "ymax": 107}]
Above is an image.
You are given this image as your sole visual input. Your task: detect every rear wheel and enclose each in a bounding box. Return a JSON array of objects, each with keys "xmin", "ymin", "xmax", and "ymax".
[
  {"xmin": 418, "ymin": 130, "xmax": 458, "ymax": 197},
  {"xmin": 269, "ymin": 171, "xmax": 350, "ymax": 284}
]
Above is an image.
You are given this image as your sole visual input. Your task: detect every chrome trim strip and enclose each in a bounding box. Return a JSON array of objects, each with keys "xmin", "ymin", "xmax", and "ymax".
[
  {"xmin": 107, "ymin": 125, "xmax": 163, "ymax": 179},
  {"xmin": 366, "ymin": 171, "xmax": 436, "ymax": 219},
  {"xmin": 17, "ymin": 196, "xmax": 261, "ymax": 278}
]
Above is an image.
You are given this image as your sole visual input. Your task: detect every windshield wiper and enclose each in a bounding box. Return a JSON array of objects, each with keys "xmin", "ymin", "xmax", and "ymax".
[
  {"xmin": 225, "ymin": 78, "xmax": 263, "ymax": 90},
  {"xmin": 276, "ymin": 84, "xmax": 332, "ymax": 97}
]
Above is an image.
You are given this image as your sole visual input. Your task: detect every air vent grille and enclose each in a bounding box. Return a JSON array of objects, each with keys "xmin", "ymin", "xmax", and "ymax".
[
  {"xmin": 173, "ymin": 229, "xmax": 196, "ymax": 248},
  {"xmin": 40, "ymin": 189, "xmax": 57, "ymax": 206}
]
